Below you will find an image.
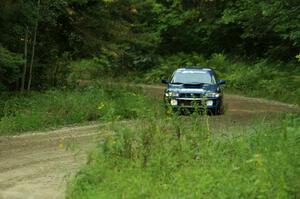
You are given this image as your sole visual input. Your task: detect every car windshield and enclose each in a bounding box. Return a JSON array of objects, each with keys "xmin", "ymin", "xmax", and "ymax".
[{"xmin": 171, "ymin": 70, "xmax": 216, "ymax": 84}]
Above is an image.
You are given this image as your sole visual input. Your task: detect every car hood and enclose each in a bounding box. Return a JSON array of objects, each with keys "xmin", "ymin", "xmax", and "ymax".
[{"xmin": 167, "ymin": 84, "xmax": 219, "ymax": 94}]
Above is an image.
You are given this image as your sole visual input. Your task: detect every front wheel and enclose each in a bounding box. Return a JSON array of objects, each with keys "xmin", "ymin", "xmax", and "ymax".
[{"xmin": 211, "ymin": 106, "xmax": 224, "ymax": 115}]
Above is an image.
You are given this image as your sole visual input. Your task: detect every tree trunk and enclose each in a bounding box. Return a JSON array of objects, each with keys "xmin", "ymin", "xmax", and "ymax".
[
  {"xmin": 27, "ymin": 0, "xmax": 40, "ymax": 90},
  {"xmin": 52, "ymin": 64, "xmax": 60, "ymax": 87},
  {"xmin": 21, "ymin": 26, "xmax": 29, "ymax": 93}
]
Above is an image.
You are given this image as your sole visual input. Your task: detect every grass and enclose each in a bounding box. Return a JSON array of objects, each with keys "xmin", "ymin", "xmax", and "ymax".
[
  {"xmin": 0, "ymin": 84, "xmax": 155, "ymax": 136},
  {"xmin": 66, "ymin": 107, "xmax": 300, "ymax": 198}
]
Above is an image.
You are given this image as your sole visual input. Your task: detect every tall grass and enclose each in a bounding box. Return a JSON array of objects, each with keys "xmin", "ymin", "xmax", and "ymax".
[
  {"xmin": 0, "ymin": 84, "xmax": 156, "ymax": 135},
  {"xmin": 67, "ymin": 105, "xmax": 300, "ymax": 198}
]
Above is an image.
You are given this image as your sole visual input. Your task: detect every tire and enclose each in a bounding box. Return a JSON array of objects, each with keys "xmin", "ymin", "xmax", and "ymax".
[
  {"xmin": 210, "ymin": 106, "xmax": 221, "ymax": 115},
  {"xmin": 213, "ymin": 105, "xmax": 224, "ymax": 115}
]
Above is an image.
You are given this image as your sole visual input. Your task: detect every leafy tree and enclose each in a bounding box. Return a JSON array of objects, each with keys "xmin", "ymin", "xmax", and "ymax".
[
  {"xmin": 0, "ymin": 0, "xmax": 299, "ymax": 91},
  {"xmin": 0, "ymin": 46, "xmax": 23, "ymax": 91},
  {"xmin": 220, "ymin": 0, "xmax": 300, "ymax": 59}
]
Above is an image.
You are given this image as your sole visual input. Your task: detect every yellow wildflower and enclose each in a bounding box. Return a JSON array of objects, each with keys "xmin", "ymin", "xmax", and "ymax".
[
  {"xmin": 166, "ymin": 107, "xmax": 173, "ymax": 115},
  {"xmin": 59, "ymin": 137, "xmax": 64, "ymax": 149},
  {"xmin": 98, "ymin": 102, "xmax": 105, "ymax": 110}
]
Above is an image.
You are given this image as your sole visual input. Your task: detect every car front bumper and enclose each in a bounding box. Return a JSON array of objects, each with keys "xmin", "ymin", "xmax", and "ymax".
[{"xmin": 164, "ymin": 97, "xmax": 222, "ymax": 110}]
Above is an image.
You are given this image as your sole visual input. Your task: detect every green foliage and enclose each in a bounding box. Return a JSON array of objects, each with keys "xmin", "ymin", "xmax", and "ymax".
[
  {"xmin": 296, "ymin": 54, "xmax": 300, "ymax": 62},
  {"xmin": 0, "ymin": 84, "xmax": 156, "ymax": 135},
  {"xmin": 0, "ymin": 46, "xmax": 23, "ymax": 91},
  {"xmin": 0, "ymin": 0, "xmax": 160, "ymax": 90},
  {"xmin": 67, "ymin": 113, "xmax": 300, "ymax": 198},
  {"xmin": 220, "ymin": 0, "xmax": 300, "ymax": 59},
  {"xmin": 156, "ymin": 0, "xmax": 300, "ymax": 60},
  {"xmin": 1, "ymin": 0, "xmax": 300, "ymax": 91},
  {"xmin": 68, "ymin": 57, "xmax": 111, "ymax": 83}
]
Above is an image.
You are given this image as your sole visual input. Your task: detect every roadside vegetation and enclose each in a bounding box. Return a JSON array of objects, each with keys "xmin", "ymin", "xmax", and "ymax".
[
  {"xmin": 66, "ymin": 100, "xmax": 300, "ymax": 198},
  {"xmin": 0, "ymin": 84, "xmax": 155, "ymax": 135}
]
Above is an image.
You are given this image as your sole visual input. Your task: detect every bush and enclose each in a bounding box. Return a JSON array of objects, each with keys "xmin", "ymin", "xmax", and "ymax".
[{"xmin": 67, "ymin": 54, "xmax": 123, "ymax": 87}]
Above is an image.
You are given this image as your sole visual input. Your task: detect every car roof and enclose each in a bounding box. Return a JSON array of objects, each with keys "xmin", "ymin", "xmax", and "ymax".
[{"xmin": 175, "ymin": 67, "xmax": 214, "ymax": 74}]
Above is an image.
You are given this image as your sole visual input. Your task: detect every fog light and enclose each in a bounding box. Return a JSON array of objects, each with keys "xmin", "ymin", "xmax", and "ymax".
[
  {"xmin": 206, "ymin": 100, "xmax": 213, "ymax": 106},
  {"xmin": 170, "ymin": 99, "xmax": 178, "ymax": 106}
]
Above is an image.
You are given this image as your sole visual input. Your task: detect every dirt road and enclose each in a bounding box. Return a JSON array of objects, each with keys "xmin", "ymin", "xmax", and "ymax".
[
  {"xmin": 0, "ymin": 86, "xmax": 299, "ymax": 199},
  {"xmin": 0, "ymin": 124, "xmax": 102, "ymax": 199}
]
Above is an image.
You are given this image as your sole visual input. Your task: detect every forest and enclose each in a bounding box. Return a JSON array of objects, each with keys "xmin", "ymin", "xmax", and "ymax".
[{"xmin": 1, "ymin": 0, "xmax": 299, "ymax": 97}]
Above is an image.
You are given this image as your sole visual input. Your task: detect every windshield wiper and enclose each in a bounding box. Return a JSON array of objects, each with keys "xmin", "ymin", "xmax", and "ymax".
[
  {"xmin": 171, "ymin": 82, "xmax": 184, "ymax": 84},
  {"xmin": 183, "ymin": 82, "xmax": 206, "ymax": 85},
  {"xmin": 171, "ymin": 82, "xmax": 211, "ymax": 85}
]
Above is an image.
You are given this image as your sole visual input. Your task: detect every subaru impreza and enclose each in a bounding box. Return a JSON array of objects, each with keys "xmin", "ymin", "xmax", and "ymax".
[{"xmin": 162, "ymin": 68, "xmax": 225, "ymax": 115}]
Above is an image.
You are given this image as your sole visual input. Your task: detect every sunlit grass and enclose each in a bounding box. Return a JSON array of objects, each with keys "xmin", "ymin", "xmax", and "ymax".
[{"xmin": 67, "ymin": 113, "xmax": 300, "ymax": 198}]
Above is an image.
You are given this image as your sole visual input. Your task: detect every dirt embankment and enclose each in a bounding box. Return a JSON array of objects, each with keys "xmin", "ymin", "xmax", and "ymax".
[{"xmin": 0, "ymin": 86, "xmax": 299, "ymax": 199}]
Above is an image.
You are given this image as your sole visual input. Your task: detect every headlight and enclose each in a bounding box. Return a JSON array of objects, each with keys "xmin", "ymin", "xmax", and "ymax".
[
  {"xmin": 165, "ymin": 92, "xmax": 179, "ymax": 97},
  {"xmin": 206, "ymin": 100, "xmax": 213, "ymax": 106},
  {"xmin": 205, "ymin": 92, "xmax": 220, "ymax": 98},
  {"xmin": 170, "ymin": 99, "xmax": 178, "ymax": 106}
]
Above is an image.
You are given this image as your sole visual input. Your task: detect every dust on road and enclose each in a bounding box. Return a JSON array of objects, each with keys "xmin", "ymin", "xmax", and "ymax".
[{"xmin": 0, "ymin": 86, "xmax": 299, "ymax": 199}]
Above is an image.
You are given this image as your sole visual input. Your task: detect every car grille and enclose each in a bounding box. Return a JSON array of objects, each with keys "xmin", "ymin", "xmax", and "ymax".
[
  {"xmin": 178, "ymin": 100, "xmax": 202, "ymax": 106},
  {"xmin": 179, "ymin": 93, "xmax": 204, "ymax": 98}
]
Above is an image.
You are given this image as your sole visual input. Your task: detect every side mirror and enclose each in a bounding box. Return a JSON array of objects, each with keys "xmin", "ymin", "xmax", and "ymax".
[
  {"xmin": 161, "ymin": 79, "xmax": 169, "ymax": 84},
  {"xmin": 218, "ymin": 80, "xmax": 226, "ymax": 85}
]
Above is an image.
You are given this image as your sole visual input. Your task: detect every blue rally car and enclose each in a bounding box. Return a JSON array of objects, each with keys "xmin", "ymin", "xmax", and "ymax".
[{"xmin": 162, "ymin": 68, "xmax": 226, "ymax": 115}]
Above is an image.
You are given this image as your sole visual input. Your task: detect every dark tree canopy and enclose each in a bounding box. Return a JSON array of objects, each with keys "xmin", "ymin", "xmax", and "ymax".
[{"xmin": 0, "ymin": 0, "xmax": 299, "ymax": 91}]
